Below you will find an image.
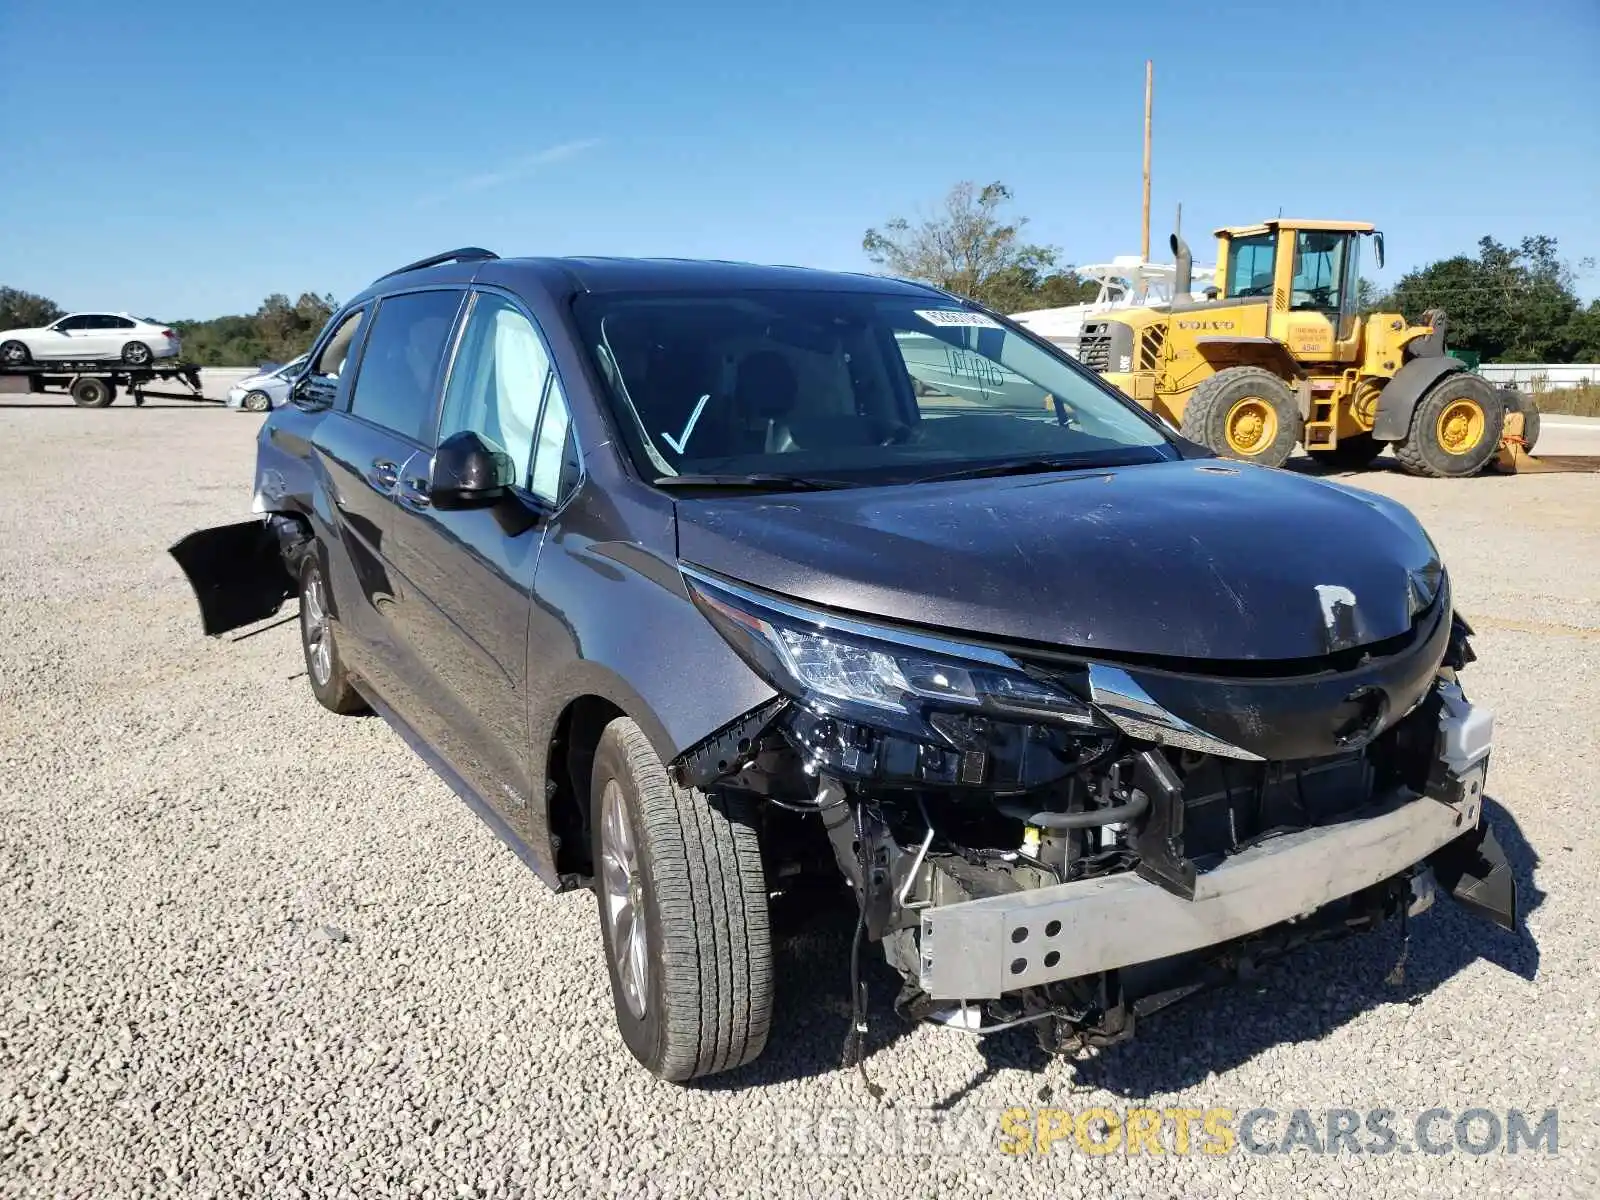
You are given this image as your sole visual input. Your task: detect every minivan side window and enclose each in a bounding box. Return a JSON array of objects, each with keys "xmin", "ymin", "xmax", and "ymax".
[
  {"xmin": 312, "ymin": 310, "xmax": 365, "ymax": 380},
  {"xmin": 528, "ymin": 379, "xmax": 578, "ymax": 504},
  {"xmin": 350, "ymin": 290, "xmax": 463, "ymax": 444},
  {"xmin": 297, "ymin": 308, "xmax": 366, "ymax": 406},
  {"xmin": 437, "ymin": 294, "xmax": 552, "ymax": 484}
]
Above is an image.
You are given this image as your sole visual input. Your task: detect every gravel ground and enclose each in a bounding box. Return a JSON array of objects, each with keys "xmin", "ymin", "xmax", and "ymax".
[{"xmin": 1, "ymin": 396, "xmax": 1597, "ymax": 1199}]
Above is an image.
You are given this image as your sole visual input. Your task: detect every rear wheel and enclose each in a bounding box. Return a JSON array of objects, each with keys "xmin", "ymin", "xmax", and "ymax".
[
  {"xmin": 242, "ymin": 389, "xmax": 273, "ymax": 413},
  {"xmin": 591, "ymin": 717, "xmax": 772, "ymax": 1082},
  {"xmin": 1307, "ymin": 432, "xmax": 1383, "ymax": 471},
  {"xmin": 0, "ymin": 340, "xmax": 30, "ymax": 367},
  {"xmin": 70, "ymin": 377, "xmax": 115, "ymax": 407},
  {"xmin": 1395, "ymin": 373, "xmax": 1505, "ymax": 478},
  {"xmin": 122, "ymin": 341, "xmax": 153, "ymax": 366},
  {"xmin": 1180, "ymin": 366, "xmax": 1303, "ymax": 468},
  {"xmin": 298, "ymin": 554, "xmax": 367, "ymax": 714}
]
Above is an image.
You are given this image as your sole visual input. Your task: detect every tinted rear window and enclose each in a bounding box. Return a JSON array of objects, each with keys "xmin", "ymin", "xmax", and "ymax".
[{"xmin": 349, "ymin": 290, "xmax": 463, "ymax": 443}]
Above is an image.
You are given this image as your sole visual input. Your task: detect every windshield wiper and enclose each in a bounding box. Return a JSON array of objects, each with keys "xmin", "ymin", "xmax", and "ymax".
[
  {"xmin": 652, "ymin": 473, "xmax": 851, "ymax": 492},
  {"xmin": 910, "ymin": 456, "xmax": 1091, "ymax": 484}
]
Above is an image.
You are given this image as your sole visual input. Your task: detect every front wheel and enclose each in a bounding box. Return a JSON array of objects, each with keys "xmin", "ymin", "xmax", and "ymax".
[
  {"xmin": 591, "ymin": 717, "xmax": 772, "ymax": 1081},
  {"xmin": 0, "ymin": 340, "xmax": 30, "ymax": 367},
  {"xmin": 1395, "ymin": 373, "xmax": 1505, "ymax": 478},
  {"xmin": 1180, "ymin": 366, "xmax": 1303, "ymax": 468},
  {"xmin": 242, "ymin": 389, "xmax": 273, "ymax": 413},
  {"xmin": 122, "ymin": 341, "xmax": 153, "ymax": 366}
]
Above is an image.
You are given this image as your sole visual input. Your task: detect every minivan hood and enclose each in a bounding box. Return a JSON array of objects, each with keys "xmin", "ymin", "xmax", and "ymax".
[{"xmin": 674, "ymin": 459, "xmax": 1441, "ymax": 662}]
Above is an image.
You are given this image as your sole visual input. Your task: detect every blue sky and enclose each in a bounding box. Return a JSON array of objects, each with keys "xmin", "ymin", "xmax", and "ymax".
[{"xmin": 2, "ymin": 0, "xmax": 1596, "ymax": 318}]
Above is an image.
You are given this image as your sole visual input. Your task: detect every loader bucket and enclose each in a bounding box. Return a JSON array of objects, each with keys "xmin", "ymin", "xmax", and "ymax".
[{"xmin": 1491, "ymin": 411, "xmax": 1600, "ymax": 475}]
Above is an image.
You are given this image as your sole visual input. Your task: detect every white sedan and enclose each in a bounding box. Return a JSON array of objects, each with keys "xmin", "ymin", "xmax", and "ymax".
[{"xmin": 0, "ymin": 313, "xmax": 182, "ymax": 367}]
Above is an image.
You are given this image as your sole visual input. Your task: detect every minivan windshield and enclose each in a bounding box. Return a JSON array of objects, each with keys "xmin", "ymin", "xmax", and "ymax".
[{"xmin": 573, "ymin": 290, "xmax": 1174, "ymax": 485}]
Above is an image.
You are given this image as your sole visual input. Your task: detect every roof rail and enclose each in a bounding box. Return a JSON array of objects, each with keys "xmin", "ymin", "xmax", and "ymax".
[{"xmin": 377, "ymin": 247, "xmax": 498, "ymax": 281}]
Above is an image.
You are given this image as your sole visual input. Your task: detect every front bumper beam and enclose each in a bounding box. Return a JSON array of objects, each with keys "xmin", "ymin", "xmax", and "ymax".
[{"xmin": 919, "ymin": 766, "xmax": 1488, "ymax": 1001}]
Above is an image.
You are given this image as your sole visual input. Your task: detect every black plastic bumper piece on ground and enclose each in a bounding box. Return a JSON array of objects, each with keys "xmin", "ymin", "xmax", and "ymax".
[{"xmin": 1429, "ymin": 822, "xmax": 1518, "ymax": 933}]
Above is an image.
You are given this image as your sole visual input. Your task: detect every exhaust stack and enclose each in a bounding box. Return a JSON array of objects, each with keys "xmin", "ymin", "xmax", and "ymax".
[{"xmin": 1169, "ymin": 232, "xmax": 1193, "ymax": 302}]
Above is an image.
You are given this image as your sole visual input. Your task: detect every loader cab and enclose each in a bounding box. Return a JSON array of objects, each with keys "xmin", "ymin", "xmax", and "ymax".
[{"xmin": 1216, "ymin": 220, "xmax": 1380, "ymax": 366}]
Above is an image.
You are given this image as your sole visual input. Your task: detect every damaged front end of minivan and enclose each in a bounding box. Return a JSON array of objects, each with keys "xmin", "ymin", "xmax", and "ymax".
[{"xmin": 669, "ymin": 564, "xmax": 1516, "ymax": 1055}]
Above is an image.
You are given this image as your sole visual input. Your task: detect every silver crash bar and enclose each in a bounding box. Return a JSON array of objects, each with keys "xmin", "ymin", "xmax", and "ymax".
[{"xmin": 919, "ymin": 686, "xmax": 1492, "ymax": 1001}]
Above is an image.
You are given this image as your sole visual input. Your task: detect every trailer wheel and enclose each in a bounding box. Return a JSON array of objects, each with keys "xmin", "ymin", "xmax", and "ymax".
[
  {"xmin": 0, "ymin": 340, "xmax": 30, "ymax": 367},
  {"xmin": 70, "ymin": 377, "xmax": 116, "ymax": 408},
  {"xmin": 122, "ymin": 341, "xmax": 153, "ymax": 366},
  {"xmin": 1395, "ymin": 373, "xmax": 1505, "ymax": 478},
  {"xmin": 592, "ymin": 717, "xmax": 772, "ymax": 1082}
]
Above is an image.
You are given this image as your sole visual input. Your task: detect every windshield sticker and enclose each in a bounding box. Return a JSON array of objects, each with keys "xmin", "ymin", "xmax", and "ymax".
[{"xmin": 915, "ymin": 309, "xmax": 1002, "ymax": 329}]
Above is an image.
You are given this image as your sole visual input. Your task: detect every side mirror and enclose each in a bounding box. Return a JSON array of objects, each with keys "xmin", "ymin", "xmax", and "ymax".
[
  {"xmin": 430, "ymin": 430, "xmax": 516, "ymax": 510},
  {"xmin": 1204, "ymin": 286, "xmax": 1220, "ymax": 300},
  {"xmin": 1374, "ymin": 232, "xmax": 1386, "ymax": 270}
]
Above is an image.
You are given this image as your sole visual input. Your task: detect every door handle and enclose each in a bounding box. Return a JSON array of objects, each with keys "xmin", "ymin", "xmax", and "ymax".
[
  {"xmin": 369, "ymin": 458, "xmax": 399, "ymax": 489},
  {"xmin": 398, "ymin": 476, "xmax": 431, "ymax": 510}
]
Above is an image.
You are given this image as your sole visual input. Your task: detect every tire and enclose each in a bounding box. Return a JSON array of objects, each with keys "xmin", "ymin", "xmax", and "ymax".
[
  {"xmin": 1394, "ymin": 372, "xmax": 1505, "ymax": 478},
  {"xmin": 1306, "ymin": 432, "xmax": 1383, "ymax": 472},
  {"xmin": 591, "ymin": 716, "xmax": 772, "ymax": 1082},
  {"xmin": 298, "ymin": 553, "xmax": 367, "ymax": 714},
  {"xmin": 1501, "ymin": 388, "xmax": 1540, "ymax": 454},
  {"xmin": 242, "ymin": 389, "xmax": 273, "ymax": 413},
  {"xmin": 1180, "ymin": 366, "xmax": 1303, "ymax": 468},
  {"xmin": 0, "ymin": 340, "xmax": 30, "ymax": 367},
  {"xmin": 70, "ymin": 377, "xmax": 115, "ymax": 408},
  {"xmin": 122, "ymin": 341, "xmax": 153, "ymax": 366}
]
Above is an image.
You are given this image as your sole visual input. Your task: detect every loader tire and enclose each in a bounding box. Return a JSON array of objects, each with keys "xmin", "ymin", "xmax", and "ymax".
[
  {"xmin": 591, "ymin": 717, "xmax": 773, "ymax": 1082},
  {"xmin": 1395, "ymin": 373, "xmax": 1505, "ymax": 478},
  {"xmin": 1307, "ymin": 432, "xmax": 1383, "ymax": 472},
  {"xmin": 1180, "ymin": 367, "xmax": 1302, "ymax": 468}
]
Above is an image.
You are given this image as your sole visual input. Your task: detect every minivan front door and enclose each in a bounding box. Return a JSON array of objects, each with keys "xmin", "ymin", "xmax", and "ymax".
[{"xmin": 385, "ymin": 290, "xmax": 569, "ymax": 822}]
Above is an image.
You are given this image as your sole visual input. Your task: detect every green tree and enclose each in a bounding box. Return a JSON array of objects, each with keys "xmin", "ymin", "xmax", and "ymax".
[
  {"xmin": 172, "ymin": 292, "xmax": 338, "ymax": 366},
  {"xmin": 1389, "ymin": 236, "xmax": 1591, "ymax": 362},
  {"xmin": 0, "ymin": 286, "xmax": 64, "ymax": 330},
  {"xmin": 863, "ymin": 181, "xmax": 1094, "ymax": 311}
]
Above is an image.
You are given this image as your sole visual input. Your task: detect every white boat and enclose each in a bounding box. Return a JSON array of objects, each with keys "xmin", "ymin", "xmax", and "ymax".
[{"xmin": 1009, "ymin": 256, "xmax": 1218, "ymax": 358}]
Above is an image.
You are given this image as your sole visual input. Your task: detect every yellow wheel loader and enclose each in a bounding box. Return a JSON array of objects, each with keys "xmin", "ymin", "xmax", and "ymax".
[{"xmin": 1081, "ymin": 219, "xmax": 1537, "ymax": 477}]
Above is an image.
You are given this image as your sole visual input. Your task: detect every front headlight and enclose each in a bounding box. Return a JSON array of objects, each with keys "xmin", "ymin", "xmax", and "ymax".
[
  {"xmin": 682, "ymin": 564, "xmax": 1098, "ymax": 743},
  {"xmin": 1407, "ymin": 561, "xmax": 1445, "ymax": 618}
]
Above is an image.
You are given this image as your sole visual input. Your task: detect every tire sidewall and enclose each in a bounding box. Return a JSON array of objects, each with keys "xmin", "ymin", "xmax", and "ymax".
[
  {"xmin": 590, "ymin": 732, "xmax": 669, "ymax": 1070},
  {"xmin": 71, "ymin": 379, "xmax": 111, "ymax": 407},
  {"xmin": 298, "ymin": 553, "xmax": 345, "ymax": 708},
  {"xmin": 1407, "ymin": 374, "xmax": 1505, "ymax": 477},
  {"xmin": 1186, "ymin": 369, "xmax": 1302, "ymax": 468}
]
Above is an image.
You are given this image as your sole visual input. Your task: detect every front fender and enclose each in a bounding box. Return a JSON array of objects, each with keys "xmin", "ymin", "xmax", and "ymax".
[
  {"xmin": 528, "ymin": 538, "xmax": 778, "ymax": 773},
  {"xmin": 1372, "ymin": 358, "xmax": 1466, "ymax": 442}
]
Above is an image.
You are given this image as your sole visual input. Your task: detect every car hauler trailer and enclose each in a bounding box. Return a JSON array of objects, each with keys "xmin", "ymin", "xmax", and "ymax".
[{"xmin": 0, "ymin": 359, "xmax": 209, "ymax": 407}]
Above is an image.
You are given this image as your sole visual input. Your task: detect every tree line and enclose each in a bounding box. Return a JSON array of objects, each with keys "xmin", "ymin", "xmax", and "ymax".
[
  {"xmin": 0, "ymin": 287, "xmax": 337, "ymax": 367},
  {"xmin": 863, "ymin": 182, "xmax": 1599, "ymax": 363}
]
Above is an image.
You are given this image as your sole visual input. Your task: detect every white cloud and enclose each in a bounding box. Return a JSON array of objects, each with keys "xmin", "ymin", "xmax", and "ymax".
[{"xmin": 416, "ymin": 139, "xmax": 602, "ymax": 207}]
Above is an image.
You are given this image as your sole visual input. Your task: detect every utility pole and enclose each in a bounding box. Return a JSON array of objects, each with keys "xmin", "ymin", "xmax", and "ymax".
[{"xmin": 1141, "ymin": 59, "xmax": 1153, "ymax": 262}]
